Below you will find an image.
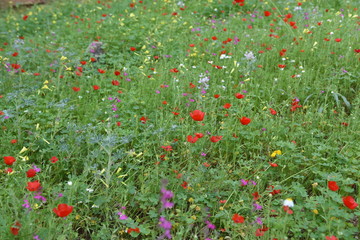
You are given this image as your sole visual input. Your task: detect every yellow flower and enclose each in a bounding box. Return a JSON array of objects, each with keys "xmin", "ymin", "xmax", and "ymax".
[
  {"xmin": 271, "ymin": 150, "xmax": 282, "ymax": 158},
  {"xmin": 312, "ymin": 209, "xmax": 319, "ymax": 214}
]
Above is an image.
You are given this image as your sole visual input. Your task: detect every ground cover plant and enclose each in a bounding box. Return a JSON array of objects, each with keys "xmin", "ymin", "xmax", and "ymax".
[{"xmin": 0, "ymin": 0, "xmax": 359, "ymax": 239}]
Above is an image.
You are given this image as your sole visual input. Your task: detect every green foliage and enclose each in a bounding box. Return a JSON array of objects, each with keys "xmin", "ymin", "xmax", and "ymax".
[{"xmin": 0, "ymin": 0, "xmax": 359, "ymax": 239}]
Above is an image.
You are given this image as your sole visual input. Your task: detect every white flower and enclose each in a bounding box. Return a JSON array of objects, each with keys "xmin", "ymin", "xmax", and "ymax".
[
  {"xmin": 86, "ymin": 188, "xmax": 94, "ymax": 193},
  {"xmin": 283, "ymin": 198, "xmax": 294, "ymax": 207},
  {"xmin": 244, "ymin": 51, "xmax": 256, "ymax": 60},
  {"xmin": 67, "ymin": 181, "xmax": 73, "ymax": 186}
]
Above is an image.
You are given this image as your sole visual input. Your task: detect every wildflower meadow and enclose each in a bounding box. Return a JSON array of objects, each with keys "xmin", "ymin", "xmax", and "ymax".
[{"xmin": 0, "ymin": 0, "xmax": 359, "ymax": 239}]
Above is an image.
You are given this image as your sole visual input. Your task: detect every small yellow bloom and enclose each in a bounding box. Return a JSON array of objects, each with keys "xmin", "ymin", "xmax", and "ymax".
[
  {"xmin": 271, "ymin": 150, "xmax": 282, "ymax": 158},
  {"xmin": 32, "ymin": 203, "xmax": 40, "ymax": 209},
  {"xmin": 19, "ymin": 147, "xmax": 28, "ymax": 154},
  {"xmin": 312, "ymin": 209, "xmax": 319, "ymax": 214},
  {"xmin": 60, "ymin": 56, "xmax": 67, "ymax": 61}
]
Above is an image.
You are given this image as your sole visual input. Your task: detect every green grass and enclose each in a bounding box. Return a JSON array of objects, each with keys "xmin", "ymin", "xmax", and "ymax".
[{"xmin": 0, "ymin": 0, "xmax": 359, "ymax": 239}]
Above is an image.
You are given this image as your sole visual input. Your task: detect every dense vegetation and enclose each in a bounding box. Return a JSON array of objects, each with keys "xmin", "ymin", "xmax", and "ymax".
[{"xmin": 0, "ymin": 0, "xmax": 359, "ymax": 239}]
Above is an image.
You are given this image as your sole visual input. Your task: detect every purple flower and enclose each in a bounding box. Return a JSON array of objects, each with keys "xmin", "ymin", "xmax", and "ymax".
[
  {"xmin": 255, "ymin": 217, "xmax": 263, "ymax": 225},
  {"xmin": 32, "ymin": 165, "xmax": 41, "ymax": 172},
  {"xmin": 117, "ymin": 211, "xmax": 128, "ymax": 220},
  {"xmin": 34, "ymin": 193, "xmax": 46, "ymax": 202},
  {"xmin": 206, "ymin": 220, "xmax": 216, "ymax": 230},
  {"xmin": 22, "ymin": 199, "xmax": 31, "ymax": 209},
  {"xmin": 253, "ymin": 202, "xmax": 263, "ymax": 210},
  {"xmin": 240, "ymin": 179, "xmax": 248, "ymax": 186},
  {"xmin": 161, "ymin": 189, "xmax": 174, "ymax": 199},
  {"xmin": 160, "ymin": 181, "xmax": 174, "ymax": 210},
  {"xmin": 158, "ymin": 216, "xmax": 172, "ymax": 239}
]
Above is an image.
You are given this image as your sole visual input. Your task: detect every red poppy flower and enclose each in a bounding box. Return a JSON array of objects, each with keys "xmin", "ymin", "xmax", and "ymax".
[
  {"xmin": 328, "ymin": 181, "xmax": 339, "ymax": 191},
  {"xmin": 23, "ymin": 15, "xmax": 28, "ymax": 20},
  {"xmin": 26, "ymin": 169, "xmax": 37, "ymax": 178},
  {"xmin": 26, "ymin": 180, "xmax": 41, "ymax": 191},
  {"xmin": 240, "ymin": 117, "xmax": 251, "ymax": 125},
  {"xmin": 232, "ymin": 213, "xmax": 245, "ymax": 223},
  {"xmin": 283, "ymin": 206, "xmax": 293, "ymax": 214},
  {"xmin": 10, "ymin": 139, "xmax": 17, "ymax": 144},
  {"xmin": 93, "ymin": 85, "xmax": 100, "ymax": 90},
  {"xmin": 278, "ymin": 64, "xmax": 286, "ymax": 68},
  {"xmin": 127, "ymin": 227, "xmax": 140, "ymax": 234},
  {"xmin": 4, "ymin": 156, "xmax": 16, "ymax": 165},
  {"xmin": 354, "ymin": 49, "xmax": 360, "ymax": 53},
  {"xmin": 181, "ymin": 181, "xmax": 188, "ymax": 189},
  {"xmin": 214, "ymin": 94, "xmax": 220, "ymax": 98},
  {"xmin": 112, "ymin": 80, "xmax": 119, "ymax": 86},
  {"xmin": 343, "ymin": 196, "xmax": 358, "ymax": 210},
  {"xmin": 72, "ymin": 87, "xmax": 80, "ymax": 92},
  {"xmin": 223, "ymin": 103, "xmax": 232, "ymax": 109},
  {"xmin": 130, "ymin": 47, "xmax": 136, "ymax": 51},
  {"xmin": 49, "ymin": 156, "xmax": 58, "ymax": 163},
  {"xmin": 269, "ymin": 108, "xmax": 277, "ymax": 115},
  {"xmin": 190, "ymin": 110, "xmax": 205, "ymax": 121},
  {"xmin": 195, "ymin": 133, "xmax": 204, "ymax": 138},
  {"xmin": 98, "ymin": 69, "xmax": 105, "ymax": 74},
  {"xmin": 161, "ymin": 145, "xmax": 173, "ymax": 151},
  {"xmin": 235, "ymin": 93, "xmax": 245, "ymax": 99},
  {"xmin": 114, "ymin": 70, "xmax": 121, "ymax": 76},
  {"xmin": 252, "ymin": 192, "xmax": 260, "ymax": 200},
  {"xmin": 11, "ymin": 63, "xmax": 21, "ymax": 69},
  {"xmin": 267, "ymin": 185, "xmax": 281, "ymax": 195},
  {"xmin": 80, "ymin": 61, "xmax": 87, "ymax": 65},
  {"xmin": 255, "ymin": 226, "xmax": 269, "ymax": 236},
  {"xmin": 326, "ymin": 236, "xmax": 338, "ymax": 240},
  {"xmin": 187, "ymin": 135, "xmax": 199, "ymax": 143},
  {"xmin": 140, "ymin": 116, "xmax": 148, "ymax": 124},
  {"xmin": 334, "ymin": 38, "xmax": 342, "ymax": 42},
  {"xmin": 53, "ymin": 203, "xmax": 73, "ymax": 217},
  {"xmin": 12, "ymin": 52, "xmax": 18, "ymax": 57},
  {"xmin": 5, "ymin": 168, "xmax": 13, "ymax": 173},
  {"xmin": 269, "ymin": 162, "xmax": 278, "ymax": 167},
  {"xmin": 203, "ymin": 162, "xmax": 210, "ymax": 167},
  {"xmin": 10, "ymin": 221, "xmax": 21, "ymax": 236},
  {"xmin": 170, "ymin": 68, "xmax": 179, "ymax": 73},
  {"xmin": 210, "ymin": 136, "xmax": 222, "ymax": 143},
  {"xmin": 264, "ymin": 11, "xmax": 271, "ymax": 17}
]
